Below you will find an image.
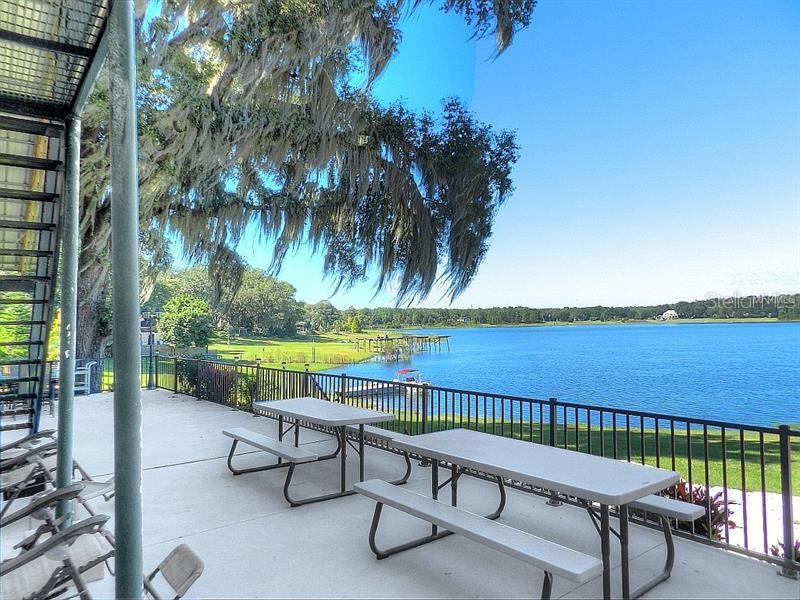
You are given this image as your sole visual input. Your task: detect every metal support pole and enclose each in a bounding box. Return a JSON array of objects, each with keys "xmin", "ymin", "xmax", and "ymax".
[
  {"xmin": 109, "ymin": 1, "xmax": 143, "ymax": 596},
  {"xmin": 778, "ymin": 425, "xmax": 798, "ymax": 579},
  {"xmin": 55, "ymin": 115, "xmax": 81, "ymax": 523}
]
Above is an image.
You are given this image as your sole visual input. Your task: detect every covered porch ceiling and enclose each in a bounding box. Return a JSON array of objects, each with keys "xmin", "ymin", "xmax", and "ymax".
[{"xmin": 0, "ymin": 0, "xmax": 110, "ymax": 119}]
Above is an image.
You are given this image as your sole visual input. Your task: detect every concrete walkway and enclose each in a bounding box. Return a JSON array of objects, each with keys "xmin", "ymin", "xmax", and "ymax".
[{"xmin": 2, "ymin": 390, "xmax": 797, "ymax": 598}]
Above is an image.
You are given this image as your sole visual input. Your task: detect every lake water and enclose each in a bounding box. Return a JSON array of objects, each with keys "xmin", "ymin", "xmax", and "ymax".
[{"xmin": 330, "ymin": 323, "xmax": 799, "ymax": 427}]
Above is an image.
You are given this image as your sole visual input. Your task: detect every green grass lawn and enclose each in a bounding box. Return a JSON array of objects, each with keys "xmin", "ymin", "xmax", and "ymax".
[
  {"xmin": 97, "ymin": 360, "xmax": 800, "ymax": 496},
  {"xmin": 207, "ymin": 331, "xmax": 381, "ymax": 371},
  {"xmin": 98, "ymin": 357, "xmax": 154, "ymax": 390},
  {"xmin": 105, "ymin": 343, "xmax": 798, "ymax": 497},
  {"xmin": 374, "ymin": 413, "xmax": 797, "ymax": 495}
]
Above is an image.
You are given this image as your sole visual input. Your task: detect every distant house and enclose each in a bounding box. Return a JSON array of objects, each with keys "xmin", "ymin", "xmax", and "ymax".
[
  {"xmin": 295, "ymin": 321, "xmax": 310, "ymax": 335},
  {"xmin": 661, "ymin": 309, "xmax": 679, "ymax": 321}
]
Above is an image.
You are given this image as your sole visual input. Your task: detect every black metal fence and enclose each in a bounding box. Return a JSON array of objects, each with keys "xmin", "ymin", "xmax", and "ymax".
[
  {"xmin": 47, "ymin": 356, "xmax": 159, "ymax": 394},
  {"xmin": 153, "ymin": 355, "xmax": 798, "ymax": 576}
]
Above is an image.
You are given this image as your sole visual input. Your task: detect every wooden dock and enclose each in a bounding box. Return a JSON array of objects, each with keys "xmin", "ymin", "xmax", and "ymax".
[
  {"xmin": 354, "ymin": 334, "xmax": 450, "ymax": 354},
  {"xmin": 340, "ymin": 381, "xmax": 399, "ymax": 399}
]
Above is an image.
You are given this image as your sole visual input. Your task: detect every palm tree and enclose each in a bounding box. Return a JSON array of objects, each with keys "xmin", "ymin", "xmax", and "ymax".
[{"xmin": 75, "ymin": 0, "xmax": 536, "ymax": 356}]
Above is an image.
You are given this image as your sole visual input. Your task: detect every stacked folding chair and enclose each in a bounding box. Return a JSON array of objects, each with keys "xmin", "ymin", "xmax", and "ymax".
[{"xmin": 1, "ymin": 432, "xmax": 204, "ymax": 599}]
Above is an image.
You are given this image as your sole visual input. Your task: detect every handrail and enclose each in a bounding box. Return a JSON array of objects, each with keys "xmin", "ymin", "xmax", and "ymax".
[{"xmin": 146, "ymin": 354, "xmax": 799, "ymax": 575}]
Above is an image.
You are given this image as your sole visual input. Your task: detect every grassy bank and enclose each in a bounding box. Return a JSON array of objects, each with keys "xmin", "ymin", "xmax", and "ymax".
[
  {"xmin": 381, "ymin": 415, "xmax": 797, "ymax": 495},
  {"xmin": 208, "ymin": 332, "xmax": 383, "ymax": 371},
  {"xmin": 141, "ymin": 356, "xmax": 797, "ymax": 494}
]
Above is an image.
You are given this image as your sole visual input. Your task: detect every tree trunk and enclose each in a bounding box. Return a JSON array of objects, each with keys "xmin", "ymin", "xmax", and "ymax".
[{"xmin": 76, "ymin": 258, "xmax": 111, "ymax": 360}]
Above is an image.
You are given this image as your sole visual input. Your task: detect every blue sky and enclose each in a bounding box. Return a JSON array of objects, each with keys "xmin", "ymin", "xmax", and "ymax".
[{"xmin": 232, "ymin": 0, "xmax": 800, "ymax": 308}]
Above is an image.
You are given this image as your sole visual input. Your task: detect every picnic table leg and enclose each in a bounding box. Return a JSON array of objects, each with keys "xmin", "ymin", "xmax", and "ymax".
[
  {"xmin": 600, "ymin": 504, "xmax": 611, "ymax": 600},
  {"xmin": 277, "ymin": 415, "xmax": 284, "ymax": 466},
  {"xmin": 487, "ymin": 475, "xmax": 506, "ymax": 519},
  {"xmin": 451, "ymin": 464, "xmax": 458, "ymax": 506},
  {"xmin": 620, "ymin": 504, "xmax": 630, "ymax": 599},
  {"xmin": 294, "ymin": 418, "xmax": 300, "ymax": 448},
  {"xmin": 340, "ymin": 425, "xmax": 347, "ymax": 493},
  {"xmin": 364, "ymin": 464, "xmax": 506, "ymax": 559},
  {"xmin": 280, "ymin": 424, "xmax": 357, "ymax": 506},
  {"xmin": 226, "ymin": 439, "xmax": 294, "ymax": 476},
  {"xmin": 431, "ymin": 460, "xmax": 439, "ymax": 536},
  {"xmin": 628, "ymin": 515, "xmax": 675, "ymax": 599},
  {"xmin": 359, "ymin": 424, "xmax": 365, "ymax": 482}
]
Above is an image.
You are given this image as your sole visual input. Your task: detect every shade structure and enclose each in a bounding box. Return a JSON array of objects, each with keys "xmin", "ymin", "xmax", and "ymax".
[
  {"xmin": 0, "ymin": 0, "xmax": 109, "ymax": 118},
  {"xmin": 1, "ymin": 0, "xmax": 112, "ymax": 435},
  {"xmin": 0, "ymin": 0, "xmax": 144, "ymax": 596}
]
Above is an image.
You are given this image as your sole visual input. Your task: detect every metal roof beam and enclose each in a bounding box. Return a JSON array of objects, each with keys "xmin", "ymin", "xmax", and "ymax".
[
  {"xmin": 0, "ymin": 28, "xmax": 93, "ymax": 58},
  {"xmin": 0, "ymin": 188, "xmax": 59, "ymax": 202},
  {"xmin": 0, "ymin": 115, "xmax": 63, "ymax": 137},
  {"xmin": 71, "ymin": 22, "xmax": 109, "ymax": 116},
  {"xmin": 0, "ymin": 153, "xmax": 62, "ymax": 170},
  {"xmin": 0, "ymin": 96, "xmax": 68, "ymax": 119}
]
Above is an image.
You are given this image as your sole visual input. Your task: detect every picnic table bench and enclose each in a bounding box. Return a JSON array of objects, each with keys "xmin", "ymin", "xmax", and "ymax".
[
  {"xmin": 225, "ymin": 397, "xmax": 395, "ymax": 506},
  {"xmin": 377, "ymin": 428, "xmax": 700, "ymax": 600},
  {"xmin": 355, "ymin": 479, "xmax": 603, "ymax": 600},
  {"xmin": 224, "ymin": 428, "xmax": 318, "ymax": 473}
]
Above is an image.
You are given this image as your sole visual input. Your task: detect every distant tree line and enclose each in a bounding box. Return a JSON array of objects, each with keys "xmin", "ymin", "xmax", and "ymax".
[
  {"xmin": 348, "ymin": 295, "xmax": 800, "ymax": 328},
  {"xmin": 143, "ymin": 268, "xmax": 799, "ymax": 339}
]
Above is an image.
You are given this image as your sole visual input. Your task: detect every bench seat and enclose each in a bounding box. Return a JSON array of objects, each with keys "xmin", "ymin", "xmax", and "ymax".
[
  {"xmin": 345, "ymin": 424, "xmax": 410, "ymax": 444},
  {"xmin": 630, "ymin": 495, "xmax": 705, "ymax": 521},
  {"xmin": 354, "ymin": 479, "xmax": 603, "ymax": 584},
  {"xmin": 223, "ymin": 428, "xmax": 318, "ymax": 463}
]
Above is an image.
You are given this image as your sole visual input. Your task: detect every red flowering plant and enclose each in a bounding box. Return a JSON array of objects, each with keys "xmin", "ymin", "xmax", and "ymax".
[
  {"xmin": 770, "ymin": 539, "xmax": 800, "ymax": 562},
  {"xmin": 655, "ymin": 480, "xmax": 737, "ymax": 541}
]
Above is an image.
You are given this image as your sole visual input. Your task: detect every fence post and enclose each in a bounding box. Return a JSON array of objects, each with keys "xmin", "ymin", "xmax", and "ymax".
[
  {"xmin": 304, "ymin": 363, "xmax": 310, "ymax": 396},
  {"xmin": 340, "ymin": 373, "xmax": 347, "ymax": 404},
  {"xmin": 421, "ymin": 386, "xmax": 428, "ymax": 434},
  {"xmin": 173, "ymin": 356, "xmax": 178, "ymax": 393},
  {"xmin": 548, "ymin": 397, "xmax": 558, "ymax": 447},
  {"xmin": 547, "ymin": 397, "xmax": 562, "ymax": 506},
  {"xmin": 233, "ymin": 357, "xmax": 239, "ymax": 408},
  {"xmin": 255, "ymin": 359, "xmax": 262, "ymax": 406},
  {"xmin": 154, "ymin": 351, "xmax": 159, "ymax": 389},
  {"xmin": 778, "ymin": 425, "xmax": 798, "ymax": 578}
]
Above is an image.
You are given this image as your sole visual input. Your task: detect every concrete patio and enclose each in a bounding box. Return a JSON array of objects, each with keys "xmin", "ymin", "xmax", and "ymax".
[{"xmin": 2, "ymin": 389, "xmax": 797, "ymax": 599}]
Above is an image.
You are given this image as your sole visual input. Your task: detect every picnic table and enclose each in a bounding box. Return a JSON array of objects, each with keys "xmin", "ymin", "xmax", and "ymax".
[
  {"xmin": 250, "ymin": 397, "xmax": 394, "ymax": 505},
  {"xmin": 391, "ymin": 428, "xmax": 680, "ymax": 600}
]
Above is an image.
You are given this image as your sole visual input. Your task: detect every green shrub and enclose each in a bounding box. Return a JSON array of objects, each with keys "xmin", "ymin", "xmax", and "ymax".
[{"xmin": 160, "ymin": 294, "xmax": 214, "ymax": 348}]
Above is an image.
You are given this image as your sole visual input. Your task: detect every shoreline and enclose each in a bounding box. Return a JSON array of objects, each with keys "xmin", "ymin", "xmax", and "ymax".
[
  {"xmin": 215, "ymin": 317, "xmax": 796, "ymax": 372},
  {"xmin": 394, "ymin": 317, "xmax": 794, "ymax": 330}
]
